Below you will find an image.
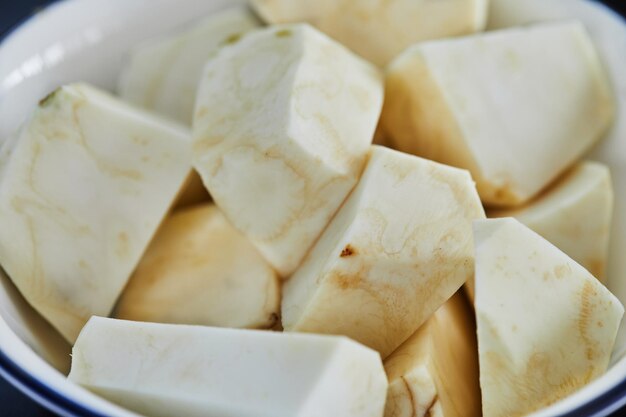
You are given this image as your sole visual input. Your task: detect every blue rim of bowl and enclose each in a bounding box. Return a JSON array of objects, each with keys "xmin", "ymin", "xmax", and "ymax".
[
  {"xmin": 0, "ymin": 1, "xmax": 626, "ymax": 416},
  {"xmin": 0, "ymin": 348, "xmax": 107, "ymax": 417}
]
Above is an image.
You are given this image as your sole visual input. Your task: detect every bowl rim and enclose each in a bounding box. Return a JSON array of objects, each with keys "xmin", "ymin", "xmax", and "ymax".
[
  {"xmin": 0, "ymin": 348, "xmax": 105, "ymax": 417},
  {"xmin": 1, "ymin": 0, "xmax": 626, "ymax": 416}
]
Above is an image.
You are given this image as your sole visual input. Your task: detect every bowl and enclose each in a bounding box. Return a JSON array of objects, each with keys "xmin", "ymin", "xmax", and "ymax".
[{"xmin": 1, "ymin": 0, "xmax": 626, "ymax": 416}]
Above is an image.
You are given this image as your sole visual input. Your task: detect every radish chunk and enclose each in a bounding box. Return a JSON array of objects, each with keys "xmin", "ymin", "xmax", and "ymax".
[
  {"xmin": 116, "ymin": 204, "xmax": 280, "ymax": 329},
  {"xmin": 382, "ymin": 22, "xmax": 614, "ymax": 207},
  {"xmin": 69, "ymin": 317, "xmax": 388, "ymax": 417},
  {"xmin": 282, "ymin": 146, "xmax": 485, "ymax": 357},
  {"xmin": 474, "ymin": 218, "xmax": 623, "ymax": 417},
  {"xmin": 192, "ymin": 24, "xmax": 383, "ymax": 276},
  {"xmin": 0, "ymin": 83, "xmax": 191, "ymax": 343}
]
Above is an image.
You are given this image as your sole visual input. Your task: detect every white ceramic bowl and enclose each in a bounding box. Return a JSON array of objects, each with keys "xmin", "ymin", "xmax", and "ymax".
[{"xmin": 1, "ymin": 0, "xmax": 626, "ymax": 416}]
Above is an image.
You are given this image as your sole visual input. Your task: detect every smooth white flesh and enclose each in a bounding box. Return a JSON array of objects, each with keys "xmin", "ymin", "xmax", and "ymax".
[
  {"xmin": 115, "ymin": 204, "xmax": 280, "ymax": 329},
  {"xmin": 381, "ymin": 21, "xmax": 615, "ymax": 207},
  {"xmin": 282, "ymin": 146, "xmax": 485, "ymax": 357},
  {"xmin": 0, "ymin": 83, "xmax": 191, "ymax": 343},
  {"xmin": 69, "ymin": 317, "xmax": 388, "ymax": 417},
  {"xmin": 474, "ymin": 218, "xmax": 624, "ymax": 417},
  {"xmin": 118, "ymin": 7, "xmax": 260, "ymax": 125},
  {"xmin": 192, "ymin": 24, "xmax": 383, "ymax": 276}
]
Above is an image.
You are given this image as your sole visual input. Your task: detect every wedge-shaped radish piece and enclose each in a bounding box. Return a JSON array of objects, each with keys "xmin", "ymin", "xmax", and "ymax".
[
  {"xmin": 282, "ymin": 146, "xmax": 485, "ymax": 357},
  {"xmin": 0, "ymin": 84, "xmax": 191, "ymax": 343},
  {"xmin": 491, "ymin": 162, "xmax": 613, "ymax": 282},
  {"xmin": 381, "ymin": 21, "xmax": 614, "ymax": 207},
  {"xmin": 69, "ymin": 317, "xmax": 388, "ymax": 417},
  {"xmin": 118, "ymin": 7, "xmax": 260, "ymax": 125},
  {"xmin": 474, "ymin": 218, "xmax": 624, "ymax": 417},
  {"xmin": 384, "ymin": 292, "xmax": 481, "ymax": 417},
  {"xmin": 250, "ymin": 0, "xmax": 488, "ymax": 66},
  {"xmin": 115, "ymin": 204, "xmax": 280, "ymax": 329},
  {"xmin": 193, "ymin": 24, "xmax": 383, "ymax": 277}
]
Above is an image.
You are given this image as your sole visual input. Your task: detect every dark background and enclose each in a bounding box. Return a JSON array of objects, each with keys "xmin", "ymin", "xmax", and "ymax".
[{"xmin": 1, "ymin": 0, "xmax": 626, "ymax": 416}]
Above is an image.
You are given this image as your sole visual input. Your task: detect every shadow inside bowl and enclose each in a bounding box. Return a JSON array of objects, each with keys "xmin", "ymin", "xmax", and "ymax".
[{"xmin": 0, "ymin": 269, "xmax": 71, "ymax": 374}]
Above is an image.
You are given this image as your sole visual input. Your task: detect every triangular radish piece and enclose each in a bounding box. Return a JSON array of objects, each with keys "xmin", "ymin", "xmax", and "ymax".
[{"xmin": 474, "ymin": 218, "xmax": 623, "ymax": 417}]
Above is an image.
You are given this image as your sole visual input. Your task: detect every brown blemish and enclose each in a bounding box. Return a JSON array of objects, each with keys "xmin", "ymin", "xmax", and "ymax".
[
  {"xmin": 275, "ymin": 29, "xmax": 292, "ymax": 38},
  {"xmin": 260, "ymin": 270, "xmax": 281, "ymax": 329},
  {"xmin": 424, "ymin": 395, "xmax": 438, "ymax": 417},
  {"xmin": 271, "ymin": 317, "xmax": 284, "ymax": 332},
  {"xmin": 400, "ymin": 377, "xmax": 415, "ymax": 417},
  {"xmin": 39, "ymin": 88, "xmax": 61, "ymax": 107},
  {"xmin": 579, "ymin": 281, "xmax": 598, "ymax": 362},
  {"xmin": 490, "ymin": 182, "xmax": 519, "ymax": 206},
  {"xmin": 320, "ymin": 256, "xmax": 438, "ymax": 356},
  {"xmin": 222, "ymin": 32, "xmax": 242, "ymax": 45},
  {"xmin": 266, "ymin": 313, "xmax": 280, "ymax": 330},
  {"xmin": 340, "ymin": 244, "xmax": 356, "ymax": 257},
  {"xmin": 334, "ymin": 272, "xmax": 361, "ymax": 290},
  {"xmin": 553, "ymin": 265, "xmax": 570, "ymax": 279}
]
